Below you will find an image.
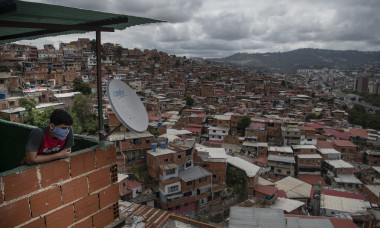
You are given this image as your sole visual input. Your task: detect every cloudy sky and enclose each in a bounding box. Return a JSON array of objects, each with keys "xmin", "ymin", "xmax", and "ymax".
[{"xmin": 18, "ymin": 0, "xmax": 380, "ymax": 58}]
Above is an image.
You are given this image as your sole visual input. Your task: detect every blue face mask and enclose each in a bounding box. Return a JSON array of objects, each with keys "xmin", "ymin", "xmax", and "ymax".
[{"xmin": 52, "ymin": 126, "xmax": 70, "ymax": 140}]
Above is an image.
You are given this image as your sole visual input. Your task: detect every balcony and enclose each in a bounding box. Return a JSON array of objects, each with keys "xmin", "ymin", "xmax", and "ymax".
[{"xmin": 0, "ymin": 119, "xmax": 99, "ymax": 173}]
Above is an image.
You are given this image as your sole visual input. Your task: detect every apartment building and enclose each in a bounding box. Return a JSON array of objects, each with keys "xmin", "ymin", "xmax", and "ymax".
[
  {"xmin": 267, "ymin": 155, "xmax": 296, "ymax": 177},
  {"xmin": 296, "ymin": 154, "xmax": 322, "ymax": 176},
  {"xmin": 245, "ymin": 122, "xmax": 267, "ymax": 142},
  {"xmin": 282, "ymin": 126, "xmax": 301, "ymax": 146},
  {"xmin": 332, "ymin": 139, "xmax": 359, "ymax": 161},
  {"xmin": 208, "ymin": 126, "xmax": 229, "ymax": 142}
]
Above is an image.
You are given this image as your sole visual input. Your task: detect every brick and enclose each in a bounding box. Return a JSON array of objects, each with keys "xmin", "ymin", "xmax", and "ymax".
[
  {"xmin": 71, "ymin": 217, "xmax": 93, "ymax": 228},
  {"xmin": 45, "ymin": 205, "xmax": 74, "ymax": 228},
  {"xmin": 61, "ymin": 176, "xmax": 88, "ymax": 204},
  {"xmin": 93, "ymin": 205, "xmax": 116, "ymax": 228},
  {"xmin": 2, "ymin": 167, "xmax": 40, "ymax": 201},
  {"xmin": 95, "ymin": 146, "xmax": 116, "ymax": 168},
  {"xmin": 99, "ymin": 184, "xmax": 119, "ymax": 209},
  {"xmin": 0, "ymin": 198, "xmax": 30, "ymax": 227},
  {"xmin": 29, "ymin": 186, "xmax": 62, "ymax": 217},
  {"xmin": 70, "ymin": 150, "xmax": 95, "ymax": 177},
  {"xmin": 39, "ymin": 160, "xmax": 70, "ymax": 188},
  {"xmin": 74, "ymin": 193, "xmax": 99, "ymax": 221},
  {"xmin": 20, "ymin": 217, "xmax": 45, "ymax": 228},
  {"xmin": 88, "ymin": 167, "xmax": 111, "ymax": 193}
]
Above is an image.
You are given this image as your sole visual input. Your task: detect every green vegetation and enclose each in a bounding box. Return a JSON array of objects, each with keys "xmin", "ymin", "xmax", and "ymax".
[
  {"xmin": 342, "ymin": 89, "xmax": 380, "ymax": 107},
  {"xmin": 226, "ymin": 166, "xmax": 246, "ymax": 195},
  {"xmin": 19, "ymin": 98, "xmax": 55, "ymax": 126},
  {"xmin": 73, "ymin": 78, "xmax": 92, "ymax": 95},
  {"xmin": 131, "ymin": 164, "xmax": 152, "ymax": 187},
  {"xmin": 149, "ymin": 129, "xmax": 160, "ymax": 136},
  {"xmin": 185, "ymin": 96, "xmax": 194, "ymax": 107},
  {"xmin": 346, "ymin": 104, "xmax": 380, "ymax": 130},
  {"xmin": 237, "ymin": 116, "xmax": 251, "ymax": 136},
  {"xmin": 69, "ymin": 94, "xmax": 98, "ymax": 134}
]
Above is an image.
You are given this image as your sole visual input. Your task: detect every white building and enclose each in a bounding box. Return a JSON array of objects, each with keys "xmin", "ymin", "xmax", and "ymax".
[{"xmin": 208, "ymin": 126, "xmax": 229, "ymax": 141}]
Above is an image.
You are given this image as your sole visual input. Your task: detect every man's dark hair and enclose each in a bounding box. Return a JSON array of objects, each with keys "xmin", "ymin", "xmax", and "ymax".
[{"xmin": 50, "ymin": 109, "xmax": 73, "ymax": 126}]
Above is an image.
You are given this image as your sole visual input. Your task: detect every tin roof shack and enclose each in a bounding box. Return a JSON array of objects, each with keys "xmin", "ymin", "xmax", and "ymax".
[
  {"xmin": 275, "ymin": 176, "xmax": 313, "ymax": 206},
  {"xmin": 229, "ymin": 207, "xmax": 357, "ymax": 228},
  {"xmin": 0, "ymin": 119, "xmax": 120, "ymax": 228},
  {"xmin": 322, "ymin": 160, "xmax": 362, "ymax": 188},
  {"xmin": 320, "ymin": 189, "xmax": 370, "ymax": 227},
  {"xmin": 332, "ymin": 139, "xmax": 360, "ymax": 162},
  {"xmin": 270, "ymin": 197, "xmax": 305, "ymax": 215},
  {"xmin": 318, "ymin": 148, "xmax": 341, "ymax": 160},
  {"xmin": 241, "ymin": 142, "xmax": 268, "ymax": 158},
  {"xmin": 253, "ymin": 185, "xmax": 278, "ymax": 206}
]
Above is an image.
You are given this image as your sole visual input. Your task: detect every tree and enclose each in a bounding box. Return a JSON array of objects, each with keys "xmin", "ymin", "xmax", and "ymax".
[
  {"xmin": 185, "ymin": 96, "xmax": 194, "ymax": 107},
  {"xmin": 19, "ymin": 98, "xmax": 55, "ymax": 126},
  {"xmin": 73, "ymin": 78, "xmax": 91, "ymax": 95},
  {"xmin": 179, "ymin": 105, "xmax": 190, "ymax": 115},
  {"xmin": 237, "ymin": 116, "xmax": 251, "ymax": 136},
  {"xmin": 226, "ymin": 166, "xmax": 246, "ymax": 195},
  {"xmin": 69, "ymin": 94, "xmax": 98, "ymax": 134}
]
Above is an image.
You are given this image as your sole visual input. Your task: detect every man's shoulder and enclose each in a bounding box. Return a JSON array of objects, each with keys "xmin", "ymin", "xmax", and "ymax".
[{"xmin": 30, "ymin": 126, "xmax": 47, "ymax": 135}]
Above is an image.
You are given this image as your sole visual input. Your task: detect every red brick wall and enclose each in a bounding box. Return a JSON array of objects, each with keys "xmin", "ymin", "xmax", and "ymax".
[{"xmin": 0, "ymin": 145, "xmax": 119, "ymax": 228}]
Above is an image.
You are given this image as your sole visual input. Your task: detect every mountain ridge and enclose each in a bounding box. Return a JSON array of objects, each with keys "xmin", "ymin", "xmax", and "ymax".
[{"xmin": 214, "ymin": 48, "xmax": 380, "ymax": 72}]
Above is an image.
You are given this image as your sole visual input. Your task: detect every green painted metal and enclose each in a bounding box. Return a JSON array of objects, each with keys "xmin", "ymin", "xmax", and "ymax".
[
  {"xmin": 0, "ymin": 119, "xmax": 101, "ymax": 174},
  {"xmin": 0, "ymin": 0, "xmax": 164, "ymax": 43}
]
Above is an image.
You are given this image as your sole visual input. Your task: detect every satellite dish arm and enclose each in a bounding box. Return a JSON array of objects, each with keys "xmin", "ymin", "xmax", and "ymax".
[{"xmin": 101, "ymin": 123, "xmax": 123, "ymax": 142}]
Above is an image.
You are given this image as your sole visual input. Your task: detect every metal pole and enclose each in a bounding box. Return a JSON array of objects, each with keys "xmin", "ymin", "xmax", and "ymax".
[{"xmin": 96, "ymin": 31, "xmax": 104, "ymax": 141}]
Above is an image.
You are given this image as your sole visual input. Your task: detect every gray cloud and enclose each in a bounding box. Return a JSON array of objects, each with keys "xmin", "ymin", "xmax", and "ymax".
[{"xmin": 20, "ymin": 0, "xmax": 380, "ymax": 57}]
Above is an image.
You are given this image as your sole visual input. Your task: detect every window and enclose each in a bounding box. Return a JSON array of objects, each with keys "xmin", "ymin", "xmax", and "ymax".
[
  {"xmin": 123, "ymin": 183, "xmax": 126, "ymax": 187},
  {"xmin": 203, "ymin": 164, "xmax": 209, "ymax": 168},
  {"xmin": 287, "ymin": 171, "xmax": 291, "ymax": 174},
  {"xmin": 132, "ymin": 138, "xmax": 142, "ymax": 145},
  {"xmin": 164, "ymin": 159, "xmax": 168, "ymax": 162},
  {"xmin": 168, "ymin": 185, "xmax": 179, "ymax": 193},
  {"xmin": 165, "ymin": 169, "xmax": 175, "ymax": 175},
  {"xmin": 222, "ymin": 131, "xmax": 226, "ymax": 133},
  {"xmin": 178, "ymin": 155, "xmax": 182, "ymax": 159},
  {"xmin": 184, "ymin": 203, "xmax": 188, "ymax": 206},
  {"xmin": 277, "ymin": 169, "xmax": 282, "ymax": 172},
  {"xmin": 199, "ymin": 176, "xmax": 207, "ymax": 183},
  {"xmin": 145, "ymin": 138, "xmax": 150, "ymax": 144},
  {"xmin": 213, "ymin": 130, "xmax": 216, "ymax": 133},
  {"xmin": 9, "ymin": 101, "xmax": 15, "ymax": 106},
  {"xmin": 213, "ymin": 175, "xmax": 217, "ymax": 179},
  {"xmin": 186, "ymin": 181, "xmax": 192, "ymax": 186}
]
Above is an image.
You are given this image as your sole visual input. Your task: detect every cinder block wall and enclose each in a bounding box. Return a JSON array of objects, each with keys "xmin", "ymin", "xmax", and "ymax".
[{"xmin": 0, "ymin": 145, "xmax": 120, "ymax": 228}]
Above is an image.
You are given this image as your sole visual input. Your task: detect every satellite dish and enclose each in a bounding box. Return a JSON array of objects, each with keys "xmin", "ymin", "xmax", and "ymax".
[{"xmin": 107, "ymin": 79, "xmax": 148, "ymax": 133}]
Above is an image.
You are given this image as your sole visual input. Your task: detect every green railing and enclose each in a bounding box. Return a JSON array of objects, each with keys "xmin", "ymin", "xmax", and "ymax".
[{"xmin": 0, "ymin": 119, "xmax": 99, "ymax": 173}]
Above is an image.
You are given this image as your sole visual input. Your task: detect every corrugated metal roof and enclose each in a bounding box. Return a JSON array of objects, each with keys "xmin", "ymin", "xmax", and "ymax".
[
  {"xmin": 324, "ymin": 159, "xmax": 354, "ymax": 169},
  {"xmin": 286, "ymin": 217, "xmax": 334, "ymax": 228},
  {"xmin": 178, "ymin": 166, "xmax": 210, "ymax": 182},
  {"xmin": 0, "ymin": 0, "xmax": 164, "ymax": 43},
  {"xmin": 227, "ymin": 155, "xmax": 260, "ymax": 177},
  {"xmin": 270, "ymin": 197, "xmax": 305, "ymax": 213},
  {"xmin": 297, "ymin": 154, "xmax": 322, "ymax": 159},
  {"xmin": 321, "ymin": 194, "xmax": 367, "ymax": 213},
  {"xmin": 229, "ymin": 207, "xmax": 286, "ymax": 228},
  {"xmin": 267, "ymin": 155, "xmax": 295, "ymax": 164},
  {"xmin": 275, "ymin": 176, "xmax": 312, "ymax": 199}
]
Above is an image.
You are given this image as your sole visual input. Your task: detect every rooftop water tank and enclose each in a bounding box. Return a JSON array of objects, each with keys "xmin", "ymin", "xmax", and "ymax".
[
  {"xmin": 0, "ymin": 93, "xmax": 6, "ymax": 99},
  {"xmin": 151, "ymin": 143, "xmax": 157, "ymax": 151},
  {"xmin": 158, "ymin": 122, "xmax": 163, "ymax": 127}
]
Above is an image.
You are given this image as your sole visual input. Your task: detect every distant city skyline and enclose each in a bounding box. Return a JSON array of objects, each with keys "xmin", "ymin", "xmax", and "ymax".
[{"xmin": 15, "ymin": 0, "xmax": 380, "ymax": 58}]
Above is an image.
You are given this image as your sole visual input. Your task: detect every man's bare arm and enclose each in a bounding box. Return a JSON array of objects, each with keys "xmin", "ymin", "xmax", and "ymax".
[{"xmin": 25, "ymin": 148, "xmax": 71, "ymax": 165}]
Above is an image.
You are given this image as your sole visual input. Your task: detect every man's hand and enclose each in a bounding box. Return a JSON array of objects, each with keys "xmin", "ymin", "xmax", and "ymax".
[{"xmin": 58, "ymin": 148, "xmax": 71, "ymax": 158}]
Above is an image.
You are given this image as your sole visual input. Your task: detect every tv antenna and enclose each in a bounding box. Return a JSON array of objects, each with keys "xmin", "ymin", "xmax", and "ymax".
[{"xmin": 101, "ymin": 79, "xmax": 148, "ymax": 141}]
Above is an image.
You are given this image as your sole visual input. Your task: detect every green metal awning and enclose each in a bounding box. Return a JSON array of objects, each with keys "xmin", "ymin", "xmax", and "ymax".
[{"xmin": 0, "ymin": 0, "xmax": 164, "ymax": 43}]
